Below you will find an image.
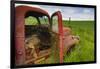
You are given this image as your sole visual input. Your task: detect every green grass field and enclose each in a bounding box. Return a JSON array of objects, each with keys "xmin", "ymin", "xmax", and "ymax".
[
  {"xmin": 45, "ymin": 20, "xmax": 95, "ymax": 63},
  {"xmin": 63, "ymin": 21, "xmax": 95, "ymax": 62},
  {"xmin": 25, "ymin": 17, "xmax": 95, "ymax": 63}
]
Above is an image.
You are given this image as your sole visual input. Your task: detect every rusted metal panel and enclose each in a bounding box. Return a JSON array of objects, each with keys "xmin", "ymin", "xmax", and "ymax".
[
  {"xmin": 15, "ymin": 37, "xmax": 25, "ymax": 65},
  {"xmin": 15, "ymin": 6, "xmax": 50, "ymax": 65},
  {"xmin": 51, "ymin": 11, "xmax": 63, "ymax": 63},
  {"xmin": 57, "ymin": 11, "xmax": 63, "ymax": 63},
  {"xmin": 15, "ymin": 8, "xmax": 25, "ymax": 65}
]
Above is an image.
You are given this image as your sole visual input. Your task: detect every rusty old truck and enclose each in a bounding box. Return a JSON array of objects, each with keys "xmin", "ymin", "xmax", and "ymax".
[{"xmin": 15, "ymin": 5, "xmax": 79, "ymax": 66}]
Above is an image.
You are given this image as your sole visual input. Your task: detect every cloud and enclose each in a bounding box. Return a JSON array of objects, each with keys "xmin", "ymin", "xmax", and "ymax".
[
  {"xmin": 83, "ymin": 9, "xmax": 91, "ymax": 13},
  {"xmin": 15, "ymin": 3, "xmax": 42, "ymax": 8},
  {"xmin": 15, "ymin": 3, "xmax": 94, "ymax": 21},
  {"xmin": 40, "ymin": 5, "xmax": 94, "ymax": 20}
]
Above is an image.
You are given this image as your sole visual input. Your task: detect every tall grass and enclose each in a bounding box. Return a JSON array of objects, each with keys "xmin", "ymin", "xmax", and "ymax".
[
  {"xmin": 25, "ymin": 16, "xmax": 95, "ymax": 63},
  {"xmin": 63, "ymin": 21, "xmax": 95, "ymax": 62}
]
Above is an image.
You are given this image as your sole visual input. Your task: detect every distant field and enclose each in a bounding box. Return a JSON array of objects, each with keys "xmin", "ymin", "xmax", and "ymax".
[{"xmin": 63, "ymin": 21, "xmax": 95, "ymax": 62}]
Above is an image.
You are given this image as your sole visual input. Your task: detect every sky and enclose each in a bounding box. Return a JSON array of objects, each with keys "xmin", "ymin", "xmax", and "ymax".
[
  {"xmin": 40, "ymin": 5, "xmax": 94, "ymax": 20},
  {"xmin": 15, "ymin": 3, "xmax": 95, "ymax": 21}
]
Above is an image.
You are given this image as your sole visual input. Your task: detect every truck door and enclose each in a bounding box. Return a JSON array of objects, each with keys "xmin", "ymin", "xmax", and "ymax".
[{"xmin": 51, "ymin": 11, "xmax": 64, "ymax": 63}]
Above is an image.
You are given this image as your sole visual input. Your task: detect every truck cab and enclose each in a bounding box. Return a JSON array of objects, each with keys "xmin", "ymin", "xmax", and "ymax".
[{"xmin": 15, "ymin": 5, "xmax": 79, "ymax": 66}]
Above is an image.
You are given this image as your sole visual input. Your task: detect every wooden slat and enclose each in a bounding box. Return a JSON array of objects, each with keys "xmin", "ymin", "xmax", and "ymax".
[{"xmin": 25, "ymin": 51, "xmax": 50, "ymax": 64}]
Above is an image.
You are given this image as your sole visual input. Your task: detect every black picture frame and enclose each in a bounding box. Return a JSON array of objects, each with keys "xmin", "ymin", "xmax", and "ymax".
[{"xmin": 11, "ymin": 0, "xmax": 96, "ymax": 68}]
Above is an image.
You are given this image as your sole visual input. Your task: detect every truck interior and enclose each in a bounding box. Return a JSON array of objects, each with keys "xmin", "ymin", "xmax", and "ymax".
[{"xmin": 24, "ymin": 11, "xmax": 53, "ymax": 64}]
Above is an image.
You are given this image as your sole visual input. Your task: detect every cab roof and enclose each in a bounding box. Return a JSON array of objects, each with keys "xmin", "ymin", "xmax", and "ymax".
[{"xmin": 15, "ymin": 5, "xmax": 50, "ymax": 18}]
